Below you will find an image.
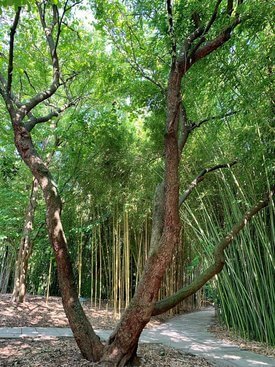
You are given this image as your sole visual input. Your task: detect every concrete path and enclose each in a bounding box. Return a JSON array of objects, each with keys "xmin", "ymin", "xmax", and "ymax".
[
  {"xmin": 140, "ymin": 309, "xmax": 275, "ymax": 367},
  {"xmin": 0, "ymin": 308, "xmax": 274, "ymax": 367}
]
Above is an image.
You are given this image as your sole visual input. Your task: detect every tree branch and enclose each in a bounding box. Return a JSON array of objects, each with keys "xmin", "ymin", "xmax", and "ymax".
[
  {"xmin": 63, "ymin": 0, "xmax": 83, "ymax": 14},
  {"xmin": 181, "ymin": 27, "xmax": 204, "ymax": 58},
  {"xmin": 24, "ymin": 70, "xmax": 37, "ymax": 92},
  {"xmin": 55, "ymin": 1, "xmax": 69, "ymax": 50},
  {"xmin": 178, "ymin": 109, "xmax": 238, "ymax": 155},
  {"xmin": 166, "ymin": 0, "xmax": 176, "ymax": 62},
  {"xmin": 188, "ymin": 0, "xmax": 223, "ymax": 58},
  {"xmin": 24, "ymin": 100, "xmax": 76, "ymax": 132},
  {"xmin": 188, "ymin": 110, "xmax": 238, "ymax": 132},
  {"xmin": 61, "ymin": 21, "xmax": 82, "ymax": 40},
  {"xmin": 178, "ymin": 102, "xmax": 189, "ymax": 154},
  {"xmin": 190, "ymin": 17, "xmax": 241, "ymax": 66},
  {"xmin": 55, "ymin": 1, "xmax": 85, "ymax": 48},
  {"xmin": 106, "ymin": 28, "xmax": 164, "ymax": 91},
  {"xmin": 19, "ymin": 3, "xmax": 61, "ymax": 117},
  {"xmin": 7, "ymin": 7, "xmax": 21, "ymax": 96},
  {"xmin": 153, "ymin": 186, "xmax": 275, "ymax": 315},
  {"xmin": 179, "ymin": 161, "xmax": 237, "ymax": 207},
  {"xmin": 0, "ymin": 74, "xmax": 15, "ymax": 116},
  {"xmin": 178, "ymin": 0, "xmax": 243, "ymax": 77},
  {"xmin": 179, "ymin": 0, "xmax": 222, "ymax": 71},
  {"xmin": 227, "ymin": 0, "xmax": 234, "ymax": 16},
  {"xmin": 205, "ymin": 0, "xmax": 223, "ymax": 35}
]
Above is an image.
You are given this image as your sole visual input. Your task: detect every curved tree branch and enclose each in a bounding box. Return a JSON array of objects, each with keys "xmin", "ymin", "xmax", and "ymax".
[
  {"xmin": 7, "ymin": 7, "xmax": 21, "ymax": 96},
  {"xmin": 179, "ymin": 161, "xmax": 237, "ymax": 207},
  {"xmin": 24, "ymin": 99, "xmax": 77, "ymax": 132},
  {"xmin": 178, "ymin": 2, "xmax": 243, "ymax": 76},
  {"xmin": 166, "ymin": 0, "xmax": 176, "ymax": 62},
  {"xmin": 178, "ymin": 108, "xmax": 238, "ymax": 154},
  {"xmin": 188, "ymin": 0, "xmax": 223, "ymax": 58},
  {"xmin": 204, "ymin": 0, "xmax": 223, "ymax": 35},
  {"xmin": 189, "ymin": 17, "xmax": 241, "ymax": 67},
  {"xmin": 153, "ymin": 186, "xmax": 274, "ymax": 315},
  {"xmin": 19, "ymin": 3, "xmax": 61, "ymax": 117},
  {"xmin": 188, "ymin": 110, "xmax": 238, "ymax": 132}
]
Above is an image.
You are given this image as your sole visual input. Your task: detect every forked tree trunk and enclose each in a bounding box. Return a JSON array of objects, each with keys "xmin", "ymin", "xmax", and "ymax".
[
  {"xmin": 11, "ymin": 112, "xmax": 273, "ymax": 367},
  {"xmin": 3, "ymin": 2, "xmax": 261, "ymax": 365},
  {"xmin": 9, "ymin": 62, "xmax": 272, "ymax": 367},
  {"xmin": 10, "ymin": 62, "xmax": 182, "ymax": 366},
  {"xmin": 12, "ymin": 178, "xmax": 39, "ymax": 302}
]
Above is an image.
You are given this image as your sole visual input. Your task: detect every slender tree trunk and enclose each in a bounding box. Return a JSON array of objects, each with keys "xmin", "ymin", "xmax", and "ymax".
[
  {"xmin": 12, "ymin": 178, "xmax": 39, "ymax": 302},
  {"xmin": 45, "ymin": 257, "xmax": 52, "ymax": 305},
  {"xmin": 0, "ymin": 245, "xmax": 15, "ymax": 294},
  {"xmin": 77, "ymin": 216, "xmax": 83, "ymax": 298}
]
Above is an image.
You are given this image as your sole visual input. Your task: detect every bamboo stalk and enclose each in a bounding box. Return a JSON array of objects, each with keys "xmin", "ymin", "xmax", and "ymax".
[
  {"xmin": 78, "ymin": 217, "xmax": 83, "ymax": 298},
  {"xmin": 90, "ymin": 219, "xmax": 94, "ymax": 309},
  {"xmin": 98, "ymin": 217, "xmax": 102, "ymax": 309},
  {"xmin": 46, "ymin": 258, "xmax": 52, "ymax": 305},
  {"xmin": 125, "ymin": 210, "xmax": 130, "ymax": 307}
]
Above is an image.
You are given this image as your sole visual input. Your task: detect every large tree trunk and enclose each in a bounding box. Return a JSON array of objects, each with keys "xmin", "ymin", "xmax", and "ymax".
[
  {"xmin": 12, "ymin": 132, "xmax": 56, "ymax": 303},
  {"xmin": 12, "ymin": 122, "xmax": 104, "ymax": 361},
  {"xmin": 12, "ymin": 178, "xmax": 39, "ymax": 303},
  {"xmin": 100, "ymin": 66, "xmax": 182, "ymax": 366}
]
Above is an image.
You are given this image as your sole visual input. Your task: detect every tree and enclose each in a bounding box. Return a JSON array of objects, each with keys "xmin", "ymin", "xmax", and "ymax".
[
  {"xmin": 12, "ymin": 177, "xmax": 39, "ymax": 302},
  {"xmin": 0, "ymin": 130, "xmax": 31, "ymax": 294},
  {"xmin": 0, "ymin": 1, "xmax": 273, "ymax": 366},
  {"xmin": 12, "ymin": 131, "xmax": 58, "ymax": 303}
]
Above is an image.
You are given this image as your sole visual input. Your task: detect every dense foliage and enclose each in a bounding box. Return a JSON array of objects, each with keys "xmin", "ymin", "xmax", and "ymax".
[{"xmin": 0, "ymin": 0, "xmax": 274, "ymax": 347}]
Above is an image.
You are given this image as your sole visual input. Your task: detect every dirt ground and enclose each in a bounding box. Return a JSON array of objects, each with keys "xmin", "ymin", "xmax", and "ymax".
[
  {"xmin": 0, "ymin": 294, "xmax": 274, "ymax": 366},
  {"xmin": 0, "ymin": 338, "xmax": 214, "ymax": 367},
  {"xmin": 0, "ymin": 294, "xmax": 118, "ymax": 329},
  {"xmin": 0, "ymin": 294, "xmax": 214, "ymax": 366},
  {"xmin": 0, "ymin": 294, "xmax": 167, "ymax": 329}
]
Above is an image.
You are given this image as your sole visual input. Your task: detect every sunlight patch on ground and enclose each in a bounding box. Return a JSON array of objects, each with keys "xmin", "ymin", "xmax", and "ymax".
[{"xmin": 247, "ymin": 361, "xmax": 271, "ymax": 366}]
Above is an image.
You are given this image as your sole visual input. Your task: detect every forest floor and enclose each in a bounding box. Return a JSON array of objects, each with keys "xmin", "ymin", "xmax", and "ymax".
[
  {"xmin": 0, "ymin": 294, "xmax": 213, "ymax": 366},
  {"xmin": 0, "ymin": 294, "xmax": 138, "ymax": 329},
  {"xmin": 0, "ymin": 338, "xmax": 213, "ymax": 367},
  {"xmin": 0, "ymin": 294, "xmax": 274, "ymax": 366}
]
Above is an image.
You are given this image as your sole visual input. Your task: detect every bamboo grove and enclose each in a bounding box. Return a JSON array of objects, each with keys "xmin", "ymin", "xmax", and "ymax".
[{"xmin": 0, "ymin": 0, "xmax": 274, "ymax": 361}]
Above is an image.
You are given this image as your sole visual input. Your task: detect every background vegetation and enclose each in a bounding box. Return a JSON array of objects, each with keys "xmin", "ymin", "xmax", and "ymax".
[{"xmin": 0, "ymin": 0, "xmax": 274, "ymax": 346}]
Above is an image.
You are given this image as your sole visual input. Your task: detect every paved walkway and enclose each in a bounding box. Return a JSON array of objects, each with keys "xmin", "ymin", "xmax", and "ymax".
[{"xmin": 0, "ymin": 308, "xmax": 274, "ymax": 367}]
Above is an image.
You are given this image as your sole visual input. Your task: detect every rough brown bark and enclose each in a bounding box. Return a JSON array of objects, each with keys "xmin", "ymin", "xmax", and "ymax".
[
  {"xmin": 12, "ymin": 178, "xmax": 39, "ymax": 303},
  {"xmin": 12, "ymin": 122, "xmax": 103, "ymax": 361},
  {"xmin": 12, "ymin": 126, "xmax": 59, "ymax": 303},
  {"xmin": 99, "ymin": 64, "xmax": 182, "ymax": 366}
]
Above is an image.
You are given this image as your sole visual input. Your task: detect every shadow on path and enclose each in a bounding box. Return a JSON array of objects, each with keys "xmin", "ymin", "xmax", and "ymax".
[{"xmin": 0, "ymin": 308, "xmax": 274, "ymax": 367}]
